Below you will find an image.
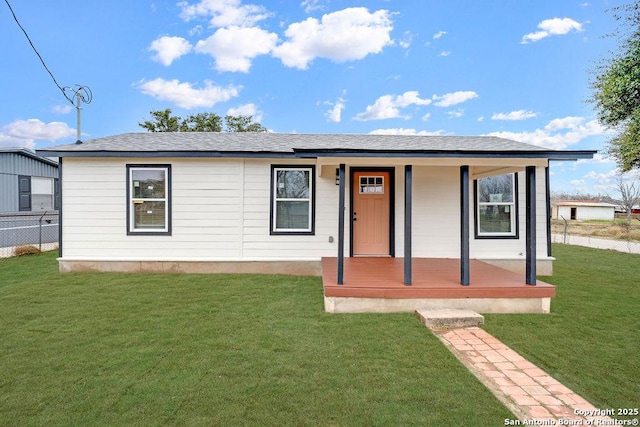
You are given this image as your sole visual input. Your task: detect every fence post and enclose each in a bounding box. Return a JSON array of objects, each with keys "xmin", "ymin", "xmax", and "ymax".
[{"xmin": 38, "ymin": 211, "xmax": 47, "ymax": 252}]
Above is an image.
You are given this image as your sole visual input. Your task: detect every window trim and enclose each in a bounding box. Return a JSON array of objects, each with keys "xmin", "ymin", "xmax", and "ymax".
[
  {"xmin": 126, "ymin": 164, "xmax": 172, "ymax": 236},
  {"xmin": 270, "ymin": 165, "xmax": 315, "ymax": 235},
  {"xmin": 474, "ymin": 172, "xmax": 519, "ymax": 239}
]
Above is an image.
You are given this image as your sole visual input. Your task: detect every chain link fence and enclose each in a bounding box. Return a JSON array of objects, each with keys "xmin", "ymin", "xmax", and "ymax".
[
  {"xmin": 0, "ymin": 212, "xmax": 59, "ymax": 258},
  {"xmin": 551, "ymin": 219, "xmax": 640, "ymax": 254}
]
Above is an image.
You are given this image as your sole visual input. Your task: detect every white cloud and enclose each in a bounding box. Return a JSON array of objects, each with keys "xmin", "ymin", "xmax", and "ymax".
[
  {"xmin": 576, "ymin": 153, "xmax": 615, "ymax": 166},
  {"xmin": 421, "ymin": 112, "xmax": 431, "ymax": 121},
  {"xmin": 189, "ymin": 25, "xmax": 204, "ymax": 36},
  {"xmin": 325, "ymin": 97, "xmax": 346, "ymax": 123},
  {"xmin": 580, "ymin": 168, "xmax": 628, "ymax": 192},
  {"xmin": 355, "ymin": 95, "xmax": 407, "ymax": 121},
  {"xmin": 433, "ymin": 31, "xmax": 447, "ymax": 39},
  {"xmin": 195, "ymin": 26, "xmax": 278, "ymax": 72},
  {"xmin": 149, "ymin": 36, "xmax": 193, "ymax": 66},
  {"xmin": 399, "ymin": 31, "xmax": 413, "ymax": 49},
  {"xmin": 51, "ymin": 104, "xmax": 73, "ymax": 114},
  {"xmin": 570, "ymin": 179, "xmax": 586, "ymax": 186},
  {"xmin": 486, "ymin": 116, "xmax": 607, "ymax": 149},
  {"xmin": 544, "ymin": 116, "xmax": 584, "ymax": 131},
  {"xmin": 521, "ymin": 17, "xmax": 583, "ymax": 44},
  {"xmin": 272, "ymin": 7, "xmax": 393, "ymax": 69},
  {"xmin": 491, "ymin": 110, "xmax": 538, "ymax": 121},
  {"xmin": 439, "ymin": 51, "xmax": 451, "ymax": 57},
  {"xmin": 369, "ymin": 128, "xmax": 448, "ymax": 136},
  {"xmin": 432, "ymin": 91, "xmax": 478, "ymax": 107},
  {"xmin": 136, "ymin": 78, "xmax": 241, "ymax": 109},
  {"xmin": 446, "ymin": 109, "xmax": 464, "ymax": 118},
  {"xmin": 178, "ymin": 0, "xmax": 270, "ymax": 28},
  {"xmin": 226, "ymin": 103, "xmax": 263, "ymax": 122},
  {"xmin": 0, "ymin": 119, "xmax": 75, "ymax": 149},
  {"xmin": 301, "ymin": 0, "xmax": 325, "ymax": 13},
  {"xmin": 354, "ymin": 91, "xmax": 431, "ymax": 121}
]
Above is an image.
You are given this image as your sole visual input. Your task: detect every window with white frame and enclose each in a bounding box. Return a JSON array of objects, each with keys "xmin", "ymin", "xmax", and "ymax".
[
  {"xmin": 127, "ymin": 165, "xmax": 171, "ymax": 235},
  {"xmin": 271, "ymin": 166, "xmax": 315, "ymax": 234},
  {"xmin": 475, "ymin": 173, "xmax": 518, "ymax": 238}
]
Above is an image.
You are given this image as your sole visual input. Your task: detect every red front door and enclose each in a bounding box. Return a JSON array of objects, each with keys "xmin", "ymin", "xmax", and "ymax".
[{"xmin": 352, "ymin": 171, "xmax": 390, "ymax": 256}]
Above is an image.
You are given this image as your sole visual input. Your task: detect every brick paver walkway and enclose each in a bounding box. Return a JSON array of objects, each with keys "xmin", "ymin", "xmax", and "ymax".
[{"xmin": 434, "ymin": 326, "xmax": 614, "ymax": 423}]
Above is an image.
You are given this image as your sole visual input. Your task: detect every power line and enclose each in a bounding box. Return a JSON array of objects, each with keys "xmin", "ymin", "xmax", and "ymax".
[{"xmin": 4, "ymin": 0, "xmax": 73, "ymax": 104}]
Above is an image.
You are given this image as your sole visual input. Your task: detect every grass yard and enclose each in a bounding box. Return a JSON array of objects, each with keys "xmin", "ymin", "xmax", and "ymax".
[
  {"xmin": 0, "ymin": 252, "xmax": 511, "ymax": 426},
  {"xmin": 484, "ymin": 244, "xmax": 640, "ymax": 411}
]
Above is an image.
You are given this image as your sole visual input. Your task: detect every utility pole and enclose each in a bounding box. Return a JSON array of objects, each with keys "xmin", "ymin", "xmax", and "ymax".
[{"xmin": 63, "ymin": 85, "xmax": 92, "ymax": 144}]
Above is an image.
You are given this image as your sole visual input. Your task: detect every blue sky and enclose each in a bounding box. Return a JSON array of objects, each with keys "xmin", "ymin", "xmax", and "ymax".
[{"xmin": 1, "ymin": 0, "xmax": 636, "ymax": 195}]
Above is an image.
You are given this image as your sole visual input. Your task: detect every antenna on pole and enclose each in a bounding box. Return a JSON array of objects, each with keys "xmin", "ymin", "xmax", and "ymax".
[{"xmin": 63, "ymin": 85, "xmax": 92, "ymax": 144}]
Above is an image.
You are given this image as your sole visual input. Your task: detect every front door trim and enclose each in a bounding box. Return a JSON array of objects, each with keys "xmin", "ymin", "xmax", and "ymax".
[{"xmin": 349, "ymin": 167, "xmax": 395, "ymax": 257}]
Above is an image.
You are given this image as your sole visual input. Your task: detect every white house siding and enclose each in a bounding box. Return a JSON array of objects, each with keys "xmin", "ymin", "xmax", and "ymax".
[
  {"xmin": 555, "ymin": 205, "xmax": 614, "ymax": 221},
  {"xmin": 394, "ymin": 166, "xmax": 549, "ymax": 260},
  {"xmin": 411, "ymin": 166, "xmax": 461, "ymax": 257},
  {"xmin": 62, "ymin": 157, "xmax": 337, "ymax": 261},
  {"xmin": 61, "ymin": 158, "xmax": 549, "ymax": 266},
  {"xmin": 470, "ymin": 167, "xmax": 549, "ymax": 259},
  {"xmin": 241, "ymin": 159, "xmax": 337, "ymax": 260},
  {"xmin": 556, "ymin": 206, "xmax": 572, "ymax": 220},
  {"xmin": 578, "ymin": 206, "xmax": 614, "ymax": 220},
  {"xmin": 583, "ymin": 206, "xmax": 612, "ymax": 221}
]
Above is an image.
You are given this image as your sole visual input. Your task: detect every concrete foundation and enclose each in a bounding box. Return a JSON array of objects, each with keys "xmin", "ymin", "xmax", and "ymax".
[
  {"xmin": 480, "ymin": 258, "xmax": 553, "ymax": 276},
  {"xmin": 324, "ymin": 296, "xmax": 551, "ymax": 314},
  {"xmin": 58, "ymin": 259, "xmax": 323, "ymax": 276}
]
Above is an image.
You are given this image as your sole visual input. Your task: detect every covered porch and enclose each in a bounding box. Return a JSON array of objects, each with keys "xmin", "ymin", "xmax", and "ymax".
[{"xmin": 322, "ymin": 257, "xmax": 555, "ymax": 314}]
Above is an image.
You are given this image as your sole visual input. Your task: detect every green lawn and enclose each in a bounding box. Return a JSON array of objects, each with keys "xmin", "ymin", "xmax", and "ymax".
[
  {"xmin": 0, "ymin": 252, "xmax": 510, "ymax": 426},
  {"xmin": 484, "ymin": 244, "xmax": 640, "ymax": 411},
  {"xmin": 2, "ymin": 246, "xmax": 638, "ymax": 426}
]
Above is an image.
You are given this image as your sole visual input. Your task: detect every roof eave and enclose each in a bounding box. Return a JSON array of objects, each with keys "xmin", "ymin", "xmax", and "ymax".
[
  {"xmin": 36, "ymin": 148, "xmax": 598, "ymax": 160},
  {"xmin": 35, "ymin": 150, "xmax": 297, "ymax": 158},
  {"xmin": 294, "ymin": 149, "xmax": 598, "ymax": 160},
  {"xmin": 4, "ymin": 147, "xmax": 59, "ymax": 166}
]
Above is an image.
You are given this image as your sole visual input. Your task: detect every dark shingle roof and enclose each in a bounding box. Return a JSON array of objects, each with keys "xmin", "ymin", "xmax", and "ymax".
[{"xmin": 36, "ymin": 132, "xmax": 596, "ymax": 160}]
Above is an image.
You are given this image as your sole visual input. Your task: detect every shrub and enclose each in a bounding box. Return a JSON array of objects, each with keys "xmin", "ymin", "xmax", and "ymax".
[{"xmin": 13, "ymin": 245, "xmax": 41, "ymax": 257}]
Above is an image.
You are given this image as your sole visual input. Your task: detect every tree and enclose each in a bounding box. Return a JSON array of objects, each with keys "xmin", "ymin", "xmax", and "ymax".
[
  {"xmin": 614, "ymin": 173, "xmax": 640, "ymax": 221},
  {"xmin": 138, "ymin": 108, "xmax": 266, "ymax": 133},
  {"xmin": 590, "ymin": 2, "xmax": 640, "ymax": 171},
  {"xmin": 139, "ymin": 109, "xmax": 180, "ymax": 132},
  {"xmin": 181, "ymin": 112, "xmax": 222, "ymax": 132},
  {"xmin": 224, "ymin": 114, "xmax": 267, "ymax": 132}
]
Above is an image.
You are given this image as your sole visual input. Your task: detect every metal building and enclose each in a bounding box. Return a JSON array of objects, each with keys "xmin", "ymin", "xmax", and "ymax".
[{"xmin": 0, "ymin": 148, "xmax": 59, "ymax": 213}]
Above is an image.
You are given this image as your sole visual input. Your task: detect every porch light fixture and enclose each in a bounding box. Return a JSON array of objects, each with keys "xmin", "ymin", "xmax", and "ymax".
[{"xmin": 335, "ymin": 168, "xmax": 340, "ymax": 185}]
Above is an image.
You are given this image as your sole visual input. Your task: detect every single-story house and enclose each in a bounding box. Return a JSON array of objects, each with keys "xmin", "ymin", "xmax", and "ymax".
[
  {"xmin": 38, "ymin": 133, "xmax": 595, "ymax": 314},
  {"xmin": 0, "ymin": 147, "xmax": 59, "ymax": 213},
  {"xmin": 552, "ymin": 200, "xmax": 616, "ymax": 221}
]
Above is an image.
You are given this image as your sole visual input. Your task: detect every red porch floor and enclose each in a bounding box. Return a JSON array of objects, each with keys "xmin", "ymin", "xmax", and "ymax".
[{"xmin": 322, "ymin": 257, "xmax": 555, "ymax": 299}]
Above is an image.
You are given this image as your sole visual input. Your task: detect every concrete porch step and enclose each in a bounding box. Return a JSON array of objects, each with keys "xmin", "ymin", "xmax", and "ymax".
[{"xmin": 415, "ymin": 308, "xmax": 484, "ymax": 329}]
